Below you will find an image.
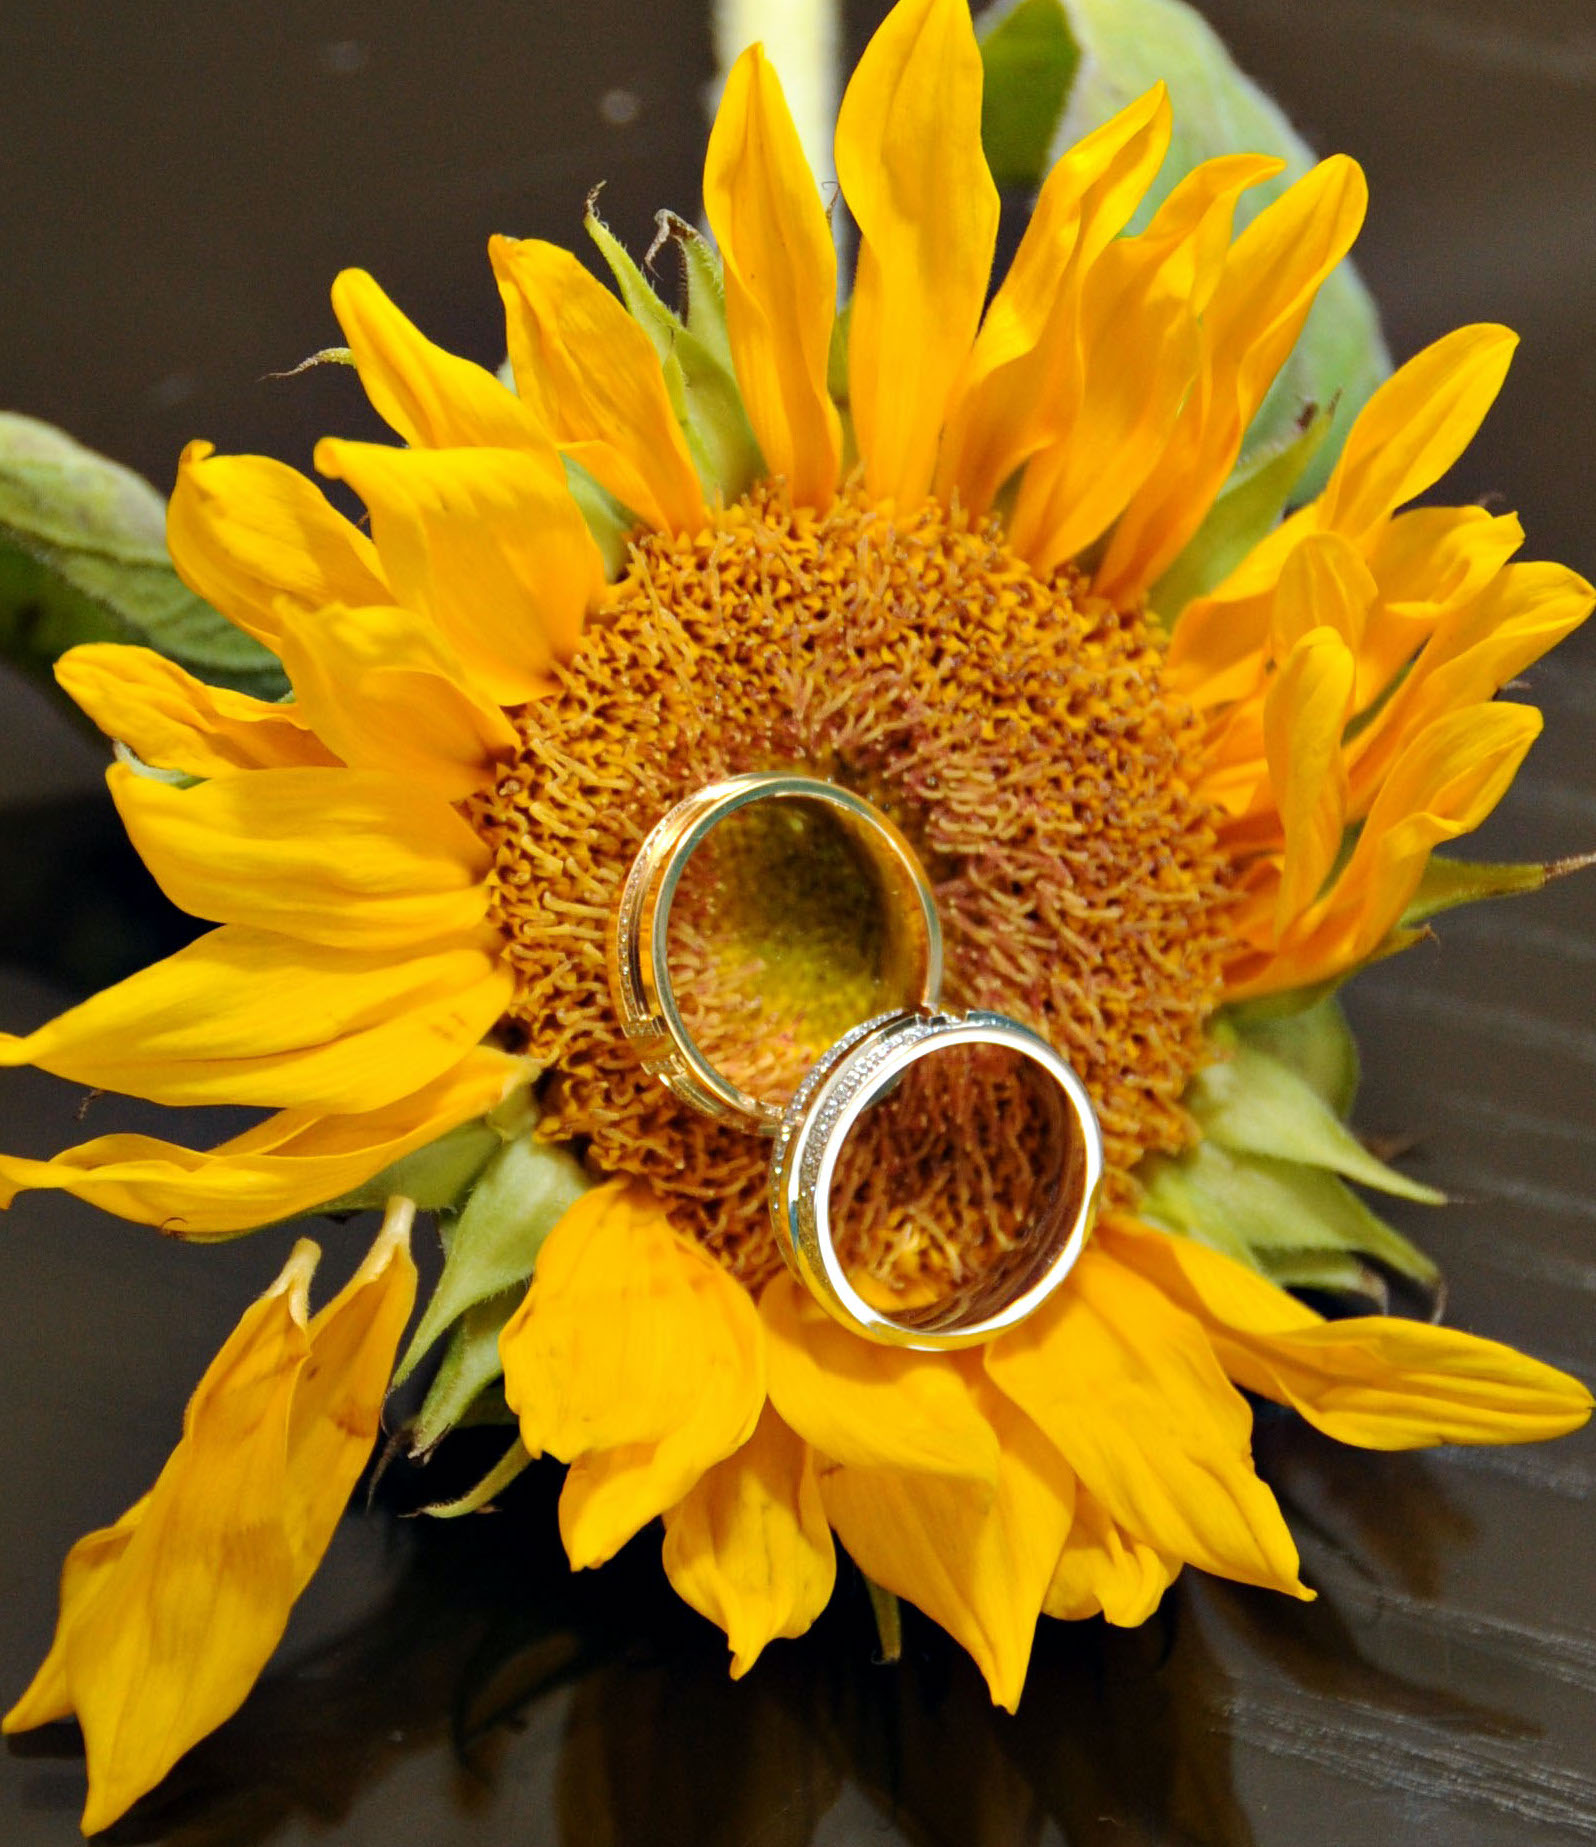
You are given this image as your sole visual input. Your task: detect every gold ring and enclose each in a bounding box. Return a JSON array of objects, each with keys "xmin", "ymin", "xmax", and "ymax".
[
  {"xmin": 608, "ymin": 774, "xmax": 943, "ymax": 1132},
  {"xmin": 769, "ymin": 1009, "xmax": 1104, "ymax": 1349}
]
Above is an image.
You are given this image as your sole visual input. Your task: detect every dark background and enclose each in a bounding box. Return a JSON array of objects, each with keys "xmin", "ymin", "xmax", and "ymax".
[{"xmin": 2, "ymin": 1, "xmax": 1595, "ymax": 1841}]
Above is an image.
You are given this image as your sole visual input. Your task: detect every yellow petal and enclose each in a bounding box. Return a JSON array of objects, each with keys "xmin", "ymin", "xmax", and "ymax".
[
  {"xmin": 1264, "ymin": 625, "xmax": 1355, "ymax": 938},
  {"xmin": 489, "ymin": 235, "xmax": 706, "ymax": 533},
  {"xmin": 314, "ymin": 440, "xmax": 603, "ymax": 706},
  {"xmin": 821, "ymin": 1375, "xmax": 1073, "ymax": 1711},
  {"xmin": 275, "ymin": 601, "xmax": 518, "ymax": 800},
  {"xmin": 703, "ymin": 45, "xmax": 840, "ymax": 508},
  {"xmin": 835, "ymin": 0, "xmax": 999, "ymax": 506},
  {"xmin": 1317, "ymin": 323, "xmax": 1519, "ymax": 544},
  {"xmin": 0, "ymin": 925, "xmax": 513, "ymax": 1111},
  {"xmin": 331, "ymin": 267, "xmax": 554, "ymax": 452},
  {"xmin": 167, "ymin": 441, "xmax": 387, "ymax": 651},
  {"xmin": 1294, "ymin": 700, "xmax": 1541, "ymax": 979},
  {"xmin": 985, "ymin": 1247, "xmax": 1308, "ymax": 1595},
  {"xmin": 1042, "ymin": 1483, "xmax": 1180, "ymax": 1627},
  {"xmin": 67, "ymin": 1242, "xmax": 316, "ymax": 1834},
  {"xmin": 109, "ymin": 763, "xmax": 491, "ymax": 951},
  {"xmin": 2, "ymin": 1497, "xmax": 150, "ymax": 1734},
  {"xmin": 1009, "ymin": 155, "xmax": 1273, "ymax": 574},
  {"xmin": 55, "ymin": 644, "xmax": 338, "ymax": 778},
  {"xmin": 283, "ymin": 1202, "xmax": 418, "ymax": 1592},
  {"xmin": 500, "ymin": 1182, "xmax": 764, "ymax": 1568},
  {"xmin": 1104, "ymin": 1217, "xmax": 1594, "ymax": 1449},
  {"xmin": 1348, "ymin": 560, "xmax": 1593, "ymax": 806},
  {"xmin": 935, "ymin": 85, "xmax": 1171, "ymax": 514},
  {"xmin": 1357, "ymin": 505, "xmax": 1525, "ymax": 700},
  {"xmin": 1096, "ymin": 155, "xmax": 1368, "ymax": 601},
  {"xmin": 761, "ymin": 1270, "xmax": 1001, "ymax": 1486},
  {"xmin": 661, "ymin": 1404, "xmax": 836, "ymax": 1678},
  {"xmin": 0, "ymin": 1048, "xmax": 527, "ymax": 1236}
]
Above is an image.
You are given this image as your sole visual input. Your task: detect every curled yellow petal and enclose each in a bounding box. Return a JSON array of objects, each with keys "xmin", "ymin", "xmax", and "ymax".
[
  {"xmin": 0, "ymin": 926, "xmax": 513, "ymax": 1112},
  {"xmin": 315, "ymin": 439, "xmax": 603, "ymax": 706},
  {"xmin": 835, "ymin": 0, "xmax": 998, "ymax": 507},
  {"xmin": 55, "ymin": 644, "xmax": 337, "ymax": 778},
  {"xmin": 490, "ymin": 235, "xmax": 706, "ymax": 533},
  {"xmin": 1043, "ymin": 1483, "xmax": 1180, "ymax": 1627},
  {"xmin": 166, "ymin": 441, "xmax": 387, "ymax": 651},
  {"xmin": 284, "ymin": 1201, "xmax": 418, "ymax": 1590},
  {"xmin": 1104, "ymin": 1218, "xmax": 1594, "ymax": 1449},
  {"xmin": 985, "ymin": 1247, "xmax": 1308, "ymax": 1596},
  {"xmin": 661, "ymin": 1405, "xmax": 836, "ymax": 1678},
  {"xmin": 274, "ymin": 601, "xmax": 517, "ymax": 801},
  {"xmin": 821, "ymin": 1375, "xmax": 1073, "ymax": 1711},
  {"xmin": 331, "ymin": 266, "xmax": 553, "ymax": 452},
  {"xmin": 761, "ymin": 1270, "xmax": 1000, "ymax": 1486},
  {"xmin": 703, "ymin": 44, "xmax": 840, "ymax": 508},
  {"xmin": 109, "ymin": 763, "xmax": 491, "ymax": 952},
  {"xmin": 0, "ymin": 1048, "xmax": 527, "ymax": 1236},
  {"xmin": 936, "ymin": 85, "xmax": 1171, "ymax": 514},
  {"xmin": 1009, "ymin": 154, "xmax": 1273, "ymax": 574},
  {"xmin": 1096, "ymin": 155, "xmax": 1368, "ymax": 601},
  {"xmin": 500, "ymin": 1183, "xmax": 764, "ymax": 1568},
  {"xmin": 32, "ymin": 1242, "xmax": 315, "ymax": 1834}
]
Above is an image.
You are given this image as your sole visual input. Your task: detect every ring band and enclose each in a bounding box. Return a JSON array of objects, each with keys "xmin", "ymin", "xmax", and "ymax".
[
  {"xmin": 769, "ymin": 1009, "xmax": 1104, "ymax": 1350},
  {"xmin": 608, "ymin": 774, "xmax": 944, "ymax": 1132}
]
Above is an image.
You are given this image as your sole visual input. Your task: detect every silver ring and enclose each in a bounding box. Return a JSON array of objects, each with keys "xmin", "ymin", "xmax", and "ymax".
[
  {"xmin": 608, "ymin": 774, "xmax": 944, "ymax": 1132},
  {"xmin": 769, "ymin": 1010, "xmax": 1104, "ymax": 1349}
]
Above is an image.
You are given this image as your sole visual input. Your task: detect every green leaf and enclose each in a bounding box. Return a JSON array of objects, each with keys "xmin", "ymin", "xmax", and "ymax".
[
  {"xmin": 864, "ymin": 1575, "xmax": 904, "ymax": 1664},
  {"xmin": 394, "ymin": 1133, "xmax": 590, "ymax": 1387},
  {"xmin": 586, "ymin": 207, "xmax": 762, "ymax": 505},
  {"xmin": 420, "ymin": 1437, "xmax": 534, "ymax": 1519},
  {"xmin": 974, "ymin": 0, "xmax": 1390, "ymax": 497},
  {"xmin": 1401, "ymin": 852, "xmax": 1596, "ymax": 928},
  {"xmin": 0, "ymin": 412, "xmax": 287, "ymax": 697},
  {"xmin": 1143, "ymin": 1137, "xmax": 1438, "ymax": 1283},
  {"xmin": 317, "ymin": 1119, "xmax": 503, "ymax": 1215},
  {"xmin": 1224, "ymin": 991, "xmax": 1359, "ymax": 1119},
  {"xmin": 409, "ymin": 1286, "xmax": 522, "ymax": 1456},
  {"xmin": 1187, "ymin": 1041, "xmax": 1443, "ymax": 1203},
  {"xmin": 1150, "ymin": 407, "xmax": 1331, "ymax": 620},
  {"xmin": 978, "ymin": 0, "xmax": 1081, "ymax": 191}
]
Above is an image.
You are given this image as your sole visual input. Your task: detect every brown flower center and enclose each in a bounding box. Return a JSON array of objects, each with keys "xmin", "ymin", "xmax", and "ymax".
[{"xmin": 469, "ymin": 481, "xmax": 1229, "ymax": 1295}]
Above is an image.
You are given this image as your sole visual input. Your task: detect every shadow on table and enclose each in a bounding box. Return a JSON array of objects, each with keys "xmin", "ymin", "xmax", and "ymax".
[{"xmin": 7, "ymin": 1416, "xmax": 1536, "ymax": 1847}]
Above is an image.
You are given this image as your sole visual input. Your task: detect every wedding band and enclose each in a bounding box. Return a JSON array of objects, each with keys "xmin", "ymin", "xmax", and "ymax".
[
  {"xmin": 608, "ymin": 774, "xmax": 943, "ymax": 1131},
  {"xmin": 769, "ymin": 1010, "xmax": 1103, "ymax": 1350}
]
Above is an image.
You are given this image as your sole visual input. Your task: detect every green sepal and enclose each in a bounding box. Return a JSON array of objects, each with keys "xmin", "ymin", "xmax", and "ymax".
[
  {"xmin": 420, "ymin": 1437, "xmax": 534, "ymax": 1519},
  {"xmin": 1150, "ymin": 406, "xmax": 1331, "ymax": 621},
  {"xmin": 972, "ymin": 0, "xmax": 1389, "ymax": 497},
  {"xmin": 316, "ymin": 1119, "xmax": 502, "ymax": 1216},
  {"xmin": 0, "ymin": 412, "xmax": 287, "ymax": 698},
  {"xmin": 393, "ymin": 1132, "xmax": 590, "ymax": 1388},
  {"xmin": 562, "ymin": 457, "xmax": 635, "ymax": 579},
  {"xmin": 1222, "ymin": 990, "xmax": 1359, "ymax": 1118},
  {"xmin": 1141, "ymin": 1136, "xmax": 1438, "ymax": 1284},
  {"xmin": 585, "ymin": 206, "xmax": 762, "ymax": 505},
  {"xmin": 1188, "ymin": 1036, "xmax": 1443, "ymax": 1203},
  {"xmin": 977, "ymin": 0, "xmax": 1081, "ymax": 191},
  {"xmin": 864, "ymin": 1575, "xmax": 904, "ymax": 1664},
  {"xmin": 1400, "ymin": 852, "xmax": 1596, "ymax": 928},
  {"xmin": 409, "ymin": 1286, "xmax": 523, "ymax": 1456}
]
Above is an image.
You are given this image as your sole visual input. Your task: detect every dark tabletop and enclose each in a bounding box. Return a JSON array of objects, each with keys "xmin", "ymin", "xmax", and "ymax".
[{"xmin": 2, "ymin": 2, "xmax": 1595, "ymax": 1841}]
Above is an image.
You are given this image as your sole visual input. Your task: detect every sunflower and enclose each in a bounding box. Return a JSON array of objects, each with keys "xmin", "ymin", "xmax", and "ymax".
[{"xmin": 4, "ymin": 0, "xmax": 1593, "ymax": 1831}]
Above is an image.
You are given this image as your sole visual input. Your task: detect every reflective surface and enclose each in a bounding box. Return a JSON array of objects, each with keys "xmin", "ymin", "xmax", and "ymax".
[{"xmin": 4, "ymin": 0, "xmax": 1596, "ymax": 1840}]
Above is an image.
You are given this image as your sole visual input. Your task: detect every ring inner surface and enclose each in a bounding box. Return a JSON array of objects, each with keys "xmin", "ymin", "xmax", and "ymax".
[
  {"xmin": 664, "ymin": 792, "xmax": 929, "ymax": 1115},
  {"xmin": 826, "ymin": 1038, "xmax": 1086, "ymax": 1332}
]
